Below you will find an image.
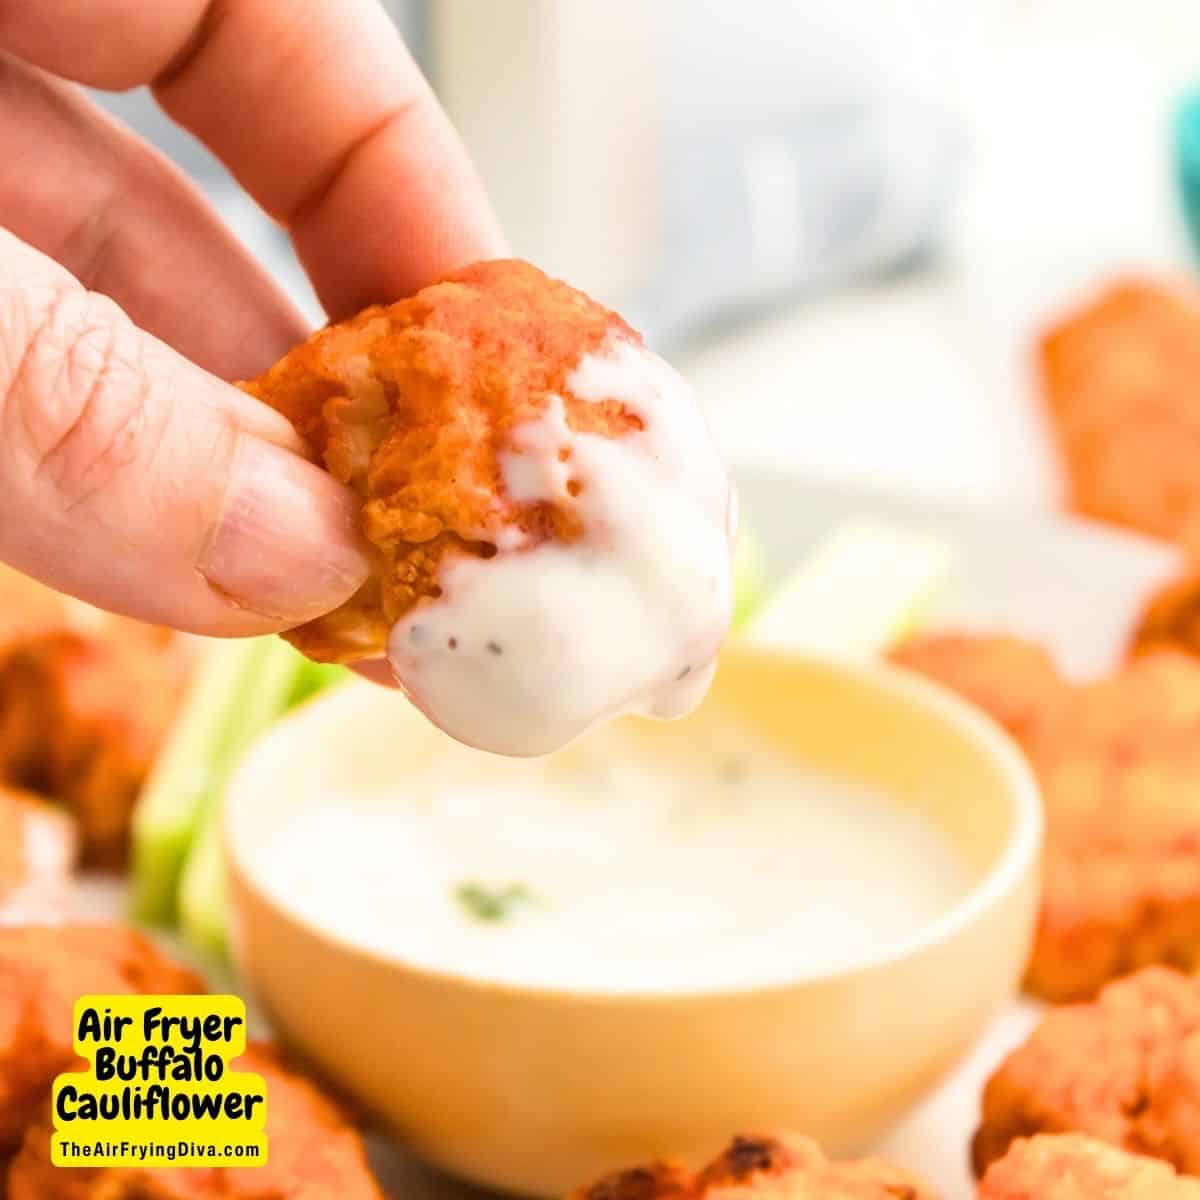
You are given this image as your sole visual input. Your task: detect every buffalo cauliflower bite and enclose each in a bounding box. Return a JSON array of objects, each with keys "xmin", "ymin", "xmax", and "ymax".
[
  {"xmin": 887, "ymin": 633, "xmax": 1066, "ymax": 747},
  {"xmin": 1130, "ymin": 569, "xmax": 1200, "ymax": 662},
  {"xmin": 0, "ymin": 565, "xmax": 189, "ymax": 868},
  {"xmin": 0, "ymin": 925, "xmax": 203, "ymax": 1169},
  {"xmin": 974, "ymin": 967, "xmax": 1200, "ymax": 1179},
  {"xmin": 892, "ymin": 632, "xmax": 1200, "ymax": 1001},
  {"xmin": 571, "ymin": 1134, "xmax": 936, "ymax": 1200},
  {"xmin": 1038, "ymin": 278, "xmax": 1200, "ymax": 548},
  {"xmin": 241, "ymin": 259, "xmax": 735, "ymax": 756},
  {"xmin": 6, "ymin": 1043, "xmax": 384, "ymax": 1200},
  {"xmin": 0, "ymin": 627, "xmax": 188, "ymax": 868},
  {"xmin": 1022, "ymin": 653, "xmax": 1200, "ymax": 1000},
  {"xmin": 980, "ymin": 1134, "xmax": 1200, "ymax": 1198}
]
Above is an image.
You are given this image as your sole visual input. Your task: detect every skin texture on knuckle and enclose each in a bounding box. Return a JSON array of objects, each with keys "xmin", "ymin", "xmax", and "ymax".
[{"xmin": 0, "ymin": 283, "xmax": 166, "ymax": 512}]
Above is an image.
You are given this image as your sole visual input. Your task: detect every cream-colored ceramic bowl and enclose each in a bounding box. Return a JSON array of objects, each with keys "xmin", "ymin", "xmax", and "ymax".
[{"xmin": 224, "ymin": 647, "xmax": 1041, "ymax": 1196}]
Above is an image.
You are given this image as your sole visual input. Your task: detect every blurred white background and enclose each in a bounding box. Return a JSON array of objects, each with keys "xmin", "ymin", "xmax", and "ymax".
[{"xmin": 93, "ymin": 0, "xmax": 1200, "ymax": 507}]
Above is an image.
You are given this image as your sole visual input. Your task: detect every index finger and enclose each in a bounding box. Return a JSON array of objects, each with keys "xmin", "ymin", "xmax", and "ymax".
[{"xmin": 0, "ymin": 0, "xmax": 505, "ymax": 318}]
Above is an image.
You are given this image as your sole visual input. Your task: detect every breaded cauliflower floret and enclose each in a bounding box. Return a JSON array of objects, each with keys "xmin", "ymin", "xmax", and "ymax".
[
  {"xmin": 980, "ymin": 1134, "xmax": 1200, "ymax": 1198},
  {"xmin": 0, "ymin": 628, "xmax": 188, "ymax": 868},
  {"xmin": 894, "ymin": 631, "xmax": 1200, "ymax": 1002},
  {"xmin": 1129, "ymin": 569, "xmax": 1200, "ymax": 662},
  {"xmin": 7, "ymin": 1044, "xmax": 384, "ymax": 1200},
  {"xmin": 888, "ymin": 633, "xmax": 1066, "ymax": 747},
  {"xmin": 0, "ymin": 925, "xmax": 203, "ymax": 1168},
  {"xmin": 0, "ymin": 565, "xmax": 189, "ymax": 868},
  {"xmin": 1024, "ymin": 653, "xmax": 1200, "ymax": 1000},
  {"xmin": 571, "ymin": 1134, "xmax": 936, "ymax": 1200},
  {"xmin": 240, "ymin": 259, "xmax": 643, "ymax": 664},
  {"xmin": 1039, "ymin": 278, "xmax": 1200, "ymax": 548},
  {"xmin": 242, "ymin": 259, "xmax": 734, "ymax": 756},
  {"xmin": 974, "ymin": 967, "xmax": 1200, "ymax": 1178}
]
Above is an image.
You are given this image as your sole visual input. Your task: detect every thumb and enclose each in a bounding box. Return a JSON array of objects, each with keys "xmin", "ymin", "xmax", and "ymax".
[{"xmin": 0, "ymin": 232, "xmax": 369, "ymax": 636}]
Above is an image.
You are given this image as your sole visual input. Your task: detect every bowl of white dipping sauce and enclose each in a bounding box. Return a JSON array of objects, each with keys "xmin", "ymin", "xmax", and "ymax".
[{"xmin": 224, "ymin": 646, "xmax": 1041, "ymax": 1196}]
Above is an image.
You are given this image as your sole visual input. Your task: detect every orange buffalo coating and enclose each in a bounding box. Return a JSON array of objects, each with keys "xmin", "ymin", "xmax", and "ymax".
[
  {"xmin": 570, "ymin": 1134, "xmax": 936, "ymax": 1200},
  {"xmin": 7, "ymin": 1043, "xmax": 384, "ymax": 1200},
  {"xmin": 0, "ymin": 566, "xmax": 189, "ymax": 868},
  {"xmin": 239, "ymin": 259, "xmax": 644, "ymax": 664},
  {"xmin": 974, "ymin": 968, "xmax": 1200, "ymax": 1179},
  {"xmin": 1022, "ymin": 652, "xmax": 1200, "ymax": 1000},
  {"xmin": 887, "ymin": 633, "xmax": 1065, "ymax": 745},
  {"xmin": 1129, "ymin": 569, "xmax": 1200, "ymax": 661},
  {"xmin": 979, "ymin": 1134, "xmax": 1200, "ymax": 1198},
  {"xmin": 0, "ymin": 788, "xmax": 75, "ymax": 925},
  {"xmin": 890, "ymin": 633, "xmax": 1200, "ymax": 1001},
  {"xmin": 1039, "ymin": 278, "xmax": 1200, "ymax": 548},
  {"xmin": 0, "ymin": 925, "xmax": 203, "ymax": 1169}
]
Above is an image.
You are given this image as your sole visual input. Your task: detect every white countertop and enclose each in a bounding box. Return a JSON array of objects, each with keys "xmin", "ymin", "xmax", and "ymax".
[{"xmin": 680, "ymin": 267, "xmax": 1062, "ymax": 512}]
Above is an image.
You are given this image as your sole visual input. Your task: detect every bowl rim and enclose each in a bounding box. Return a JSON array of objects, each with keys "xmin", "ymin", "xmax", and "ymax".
[{"xmin": 224, "ymin": 645, "xmax": 1043, "ymax": 1004}]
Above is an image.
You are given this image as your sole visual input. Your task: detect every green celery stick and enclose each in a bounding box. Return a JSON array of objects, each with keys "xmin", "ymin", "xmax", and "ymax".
[
  {"xmin": 176, "ymin": 637, "xmax": 309, "ymax": 956},
  {"xmin": 176, "ymin": 816, "xmax": 226, "ymax": 957},
  {"xmin": 731, "ymin": 528, "xmax": 767, "ymax": 630},
  {"xmin": 741, "ymin": 521, "xmax": 950, "ymax": 659},
  {"xmin": 130, "ymin": 637, "xmax": 277, "ymax": 925},
  {"xmin": 286, "ymin": 655, "xmax": 351, "ymax": 708}
]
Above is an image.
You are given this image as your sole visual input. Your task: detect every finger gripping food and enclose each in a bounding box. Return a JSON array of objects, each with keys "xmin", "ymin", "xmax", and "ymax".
[
  {"xmin": 974, "ymin": 967, "xmax": 1200, "ymax": 1180},
  {"xmin": 241, "ymin": 259, "xmax": 735, "ymax": 756},
  {"xmin": 570, "ymin": 1133, "xmax": 937, "ymax": 1200}
]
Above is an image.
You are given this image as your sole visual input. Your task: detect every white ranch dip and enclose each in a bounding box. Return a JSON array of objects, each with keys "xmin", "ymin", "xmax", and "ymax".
[
  {"xmin": 385, "ymin": 336, "xmax": 735, "ymax": 757},
  {"xmin": 258, "ymin": 717, "xmax": 970, "ymax": 993}
]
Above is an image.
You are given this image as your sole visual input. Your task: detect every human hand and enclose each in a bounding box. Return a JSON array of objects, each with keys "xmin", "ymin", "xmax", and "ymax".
[{"xmin": 0, "ymin": 0, "xmax": 503, "ymax": 635}]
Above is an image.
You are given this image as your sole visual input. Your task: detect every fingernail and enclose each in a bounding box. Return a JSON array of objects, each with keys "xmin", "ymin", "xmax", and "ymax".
[{"xmin": 199, "ymin": 435, "xmax": 370, "ymax": 622}]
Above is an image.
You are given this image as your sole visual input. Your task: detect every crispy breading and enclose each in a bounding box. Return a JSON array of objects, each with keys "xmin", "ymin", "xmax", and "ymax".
[
  {"xmin": 1039, "ymin": 279, "xmax": 1200, "ymax": 546},
  {"xmin": 980, "ymin": 1134, "xmax": 1200, "ymax": 1198},
  {"xmin": 893, "ymin": 632, "xmax": 1200, "ymax": 1001},
  {"xmin": 0, "ymin": 789, "xmax": 76, "ymax": 926},
  {"xmin": 239, "ymin": 259, "xmax": 643, "ymax": 664},
  {"xmin": 973, "ymin": 968, "xmax": 1200, "ymax": 1179},
  {"xmin": 0, "ymin": 925, "xmax": 203, "ymax": 1168},
  {"xmin": 0, "ymin": 565, "xmax": 189, "ymax": 868},
  {"xmin": 6, "ymin": 1043, "xmax": 384, "ymax": 1200},
  {"xmin": 1129, "ymin": 569, "xmax": 1200, "ymax": 661},
  {"xmin": 887, "ymin": 633, "xmax": 1066, "ymax": 747},
  {"xmin": 0, "ymin": 628, "xmax": 187, "ymax": 868},
  {"xmin": 1022, "ymin": 653, "xmax": 1200, "ymax": 1000},
  {"xmin": 571, "ymin": 1134, "xmax": 936, "ymax": 1200}
]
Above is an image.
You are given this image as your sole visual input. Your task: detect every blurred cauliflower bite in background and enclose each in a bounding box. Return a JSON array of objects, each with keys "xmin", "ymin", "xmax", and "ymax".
[
  {"xmin": 1130, "ymin": 567, "xmax": 1200, "ymax": 661},
  {"xmin": 0, "ymin": 924, "xmax": 203, "ymax": 1171},
  {"xmin": 0, "ymin": 925, "xmax": 385, "ymax": 1199},
  {"xmin": 571, "ymin": 1133, "xmax": 936, "ymax": 1200},
  {"xmin": 1039, "ymin": 279, "xmax": 1200, "ymax": 548},
  {"xmin": 0, "ymin": 566, "xmax": 188, "ymax": 869},
  {"xmin": 890, "ymin": 631, "xmax": 1200, "ymax": 1002},
  {"xmin": 980, "ymin": 1134, "xmax": 1200, "ymax": 1198},
  {"xmin": 974, "ymin": 966, "xmax": 1200, "ymax": 1181},
  {"xmin": 8, "ymin": 1043, "xmax": 384, "ymax": 1200},
  {"xmin": 241, "ymin": 259, "xmax": 735, "ymax": 756}
]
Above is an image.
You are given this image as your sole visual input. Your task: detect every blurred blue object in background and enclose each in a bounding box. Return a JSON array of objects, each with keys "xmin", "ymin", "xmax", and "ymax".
[{"xmin": 1175, "ymin": 87, "xmax": 1200, "ymax": 262}]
